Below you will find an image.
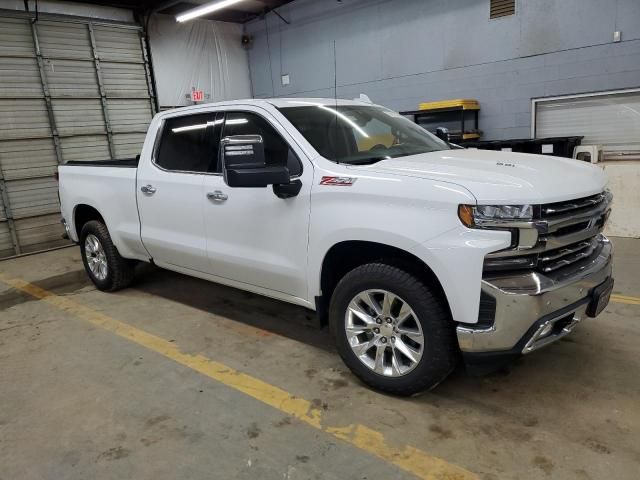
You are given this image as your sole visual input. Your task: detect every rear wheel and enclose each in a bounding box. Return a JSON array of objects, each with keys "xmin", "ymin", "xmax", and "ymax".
[
  {"xmin": 80, "ymin": 220, "xmax": 134, "ymax": 292},
  {"xmin": 330, "ymin": 263, "xmax": 457, "ymax": 395}
]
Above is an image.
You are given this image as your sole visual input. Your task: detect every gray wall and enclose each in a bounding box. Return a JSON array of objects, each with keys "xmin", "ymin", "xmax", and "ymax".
[{"xmin": 246, "ymin": 0, "xmax": 640, "ymax": 140}]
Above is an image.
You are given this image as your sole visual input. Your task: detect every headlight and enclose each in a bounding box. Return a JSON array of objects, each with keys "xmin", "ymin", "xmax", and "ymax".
[{"xmin": 458, "ymin": 204, "xmax": 533, "ymax": 228}]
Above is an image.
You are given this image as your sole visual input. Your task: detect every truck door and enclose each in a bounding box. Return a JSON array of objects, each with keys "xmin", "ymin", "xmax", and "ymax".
[
  {"xmin": 202, "ymin": 109, "xmax": 311, "ymax": 300},
  {"xmin": 137, "ymin": 112, "xmax": 222, "ymax": 272}
]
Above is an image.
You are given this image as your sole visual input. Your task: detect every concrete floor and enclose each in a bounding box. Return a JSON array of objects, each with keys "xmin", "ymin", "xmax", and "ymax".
[{"xmin": 0, "ymin": 238, "xmax": 638, "ymax": 480}]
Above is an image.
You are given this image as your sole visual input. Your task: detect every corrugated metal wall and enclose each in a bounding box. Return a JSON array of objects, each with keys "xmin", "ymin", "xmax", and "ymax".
[{"xmin": 0, "ymin": 11, "xmax": 156, "ymax": 259}]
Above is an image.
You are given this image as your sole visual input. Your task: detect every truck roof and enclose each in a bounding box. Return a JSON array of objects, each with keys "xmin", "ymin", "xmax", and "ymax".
[
  {"xmin": 158, "ymin": 97, "xmax": 377, "ymax": 116},
  {"xmin": 264, "ymin": 98, "xmax": 375, "ymax": 108}
]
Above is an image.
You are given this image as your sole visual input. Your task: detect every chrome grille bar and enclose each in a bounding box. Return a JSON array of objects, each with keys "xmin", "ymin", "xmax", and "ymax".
[
  {"xmin": 539, "ymin": 239, "xmax": 594, "ymax": 263},
  {"xmin": 539, "ymin": 239, "xmax": 599, "ymax": 273},
  {"xmin": 541, "ymin": 193, "xmax": 606, "ymax": 216}
]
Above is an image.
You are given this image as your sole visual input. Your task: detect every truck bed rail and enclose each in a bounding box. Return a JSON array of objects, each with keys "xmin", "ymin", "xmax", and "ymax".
[{"xmin": 64, "ymin": 158, "xmax": 139, "ymax": 168}]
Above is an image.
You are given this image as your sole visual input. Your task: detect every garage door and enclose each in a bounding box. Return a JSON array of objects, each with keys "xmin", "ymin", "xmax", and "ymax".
[
  {"xmin": 0, "ymin": 12, "xmax": 156, "ymax": 259},
  {"xmin": 534, "ymin": 90, "xmax": 640, "ymax": 161}
]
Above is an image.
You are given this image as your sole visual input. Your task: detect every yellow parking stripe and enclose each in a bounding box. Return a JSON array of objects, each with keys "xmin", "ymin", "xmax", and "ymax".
[
  {"xmin": 611, "ymin": 294, "xmax": 640, "ymax": 306},
  {"xmin": 0, "ymin": 273, "xmax": 477, "ymax": 480}
]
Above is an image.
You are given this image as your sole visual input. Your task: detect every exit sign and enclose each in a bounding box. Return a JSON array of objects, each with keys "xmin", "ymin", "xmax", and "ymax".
[{"xmin": 191, "ymin": 90, "xmax": 205, "ymax": 102}]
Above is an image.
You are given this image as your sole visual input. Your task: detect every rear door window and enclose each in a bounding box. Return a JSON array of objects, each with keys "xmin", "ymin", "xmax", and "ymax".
[{"xmin": 155, "ymin": 113, "xmax": 221, "ymax": 173}]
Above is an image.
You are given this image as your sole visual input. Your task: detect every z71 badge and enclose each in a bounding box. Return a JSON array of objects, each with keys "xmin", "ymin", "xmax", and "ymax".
[{"xmin": 319, "ymin": 176, "xmax": 357, "ymax": 186}]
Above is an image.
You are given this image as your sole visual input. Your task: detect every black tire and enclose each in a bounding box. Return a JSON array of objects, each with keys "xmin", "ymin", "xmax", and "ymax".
[
  {"xmin": 329, "ymin": 263, "xmax": 457, "ymax": 396},
  {"xmin": 79, "ymin": 220, "xmax": 134, "ymax": 292}
]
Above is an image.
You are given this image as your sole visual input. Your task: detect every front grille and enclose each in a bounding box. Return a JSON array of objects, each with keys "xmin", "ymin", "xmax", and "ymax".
[
  {"xmin": 484, "ymin": 191, "xmax": 611, "ymax": 275},
  {"xmin": 483, "ymin": 239, "xmax": 601, "ymax": 273},
  {"xmin": 553, "ymin": 221, "xmax": 590, "ymax": 237},
  {"xmin": 538, "ymin": 237, "xmax": 599, "ymax": 273},
  {"xmin": 540, "ymin": 193, "xmax": 606, "ymax": 217}
]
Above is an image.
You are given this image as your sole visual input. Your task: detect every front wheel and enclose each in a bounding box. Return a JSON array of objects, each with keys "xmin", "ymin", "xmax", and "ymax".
[
  {"xmin": 329, "ymin": 263, "xmax": 457, "ymax": 395},
  {"xmin": 80, "ymin": 220, "xmax": 134, "ymax": 292}
]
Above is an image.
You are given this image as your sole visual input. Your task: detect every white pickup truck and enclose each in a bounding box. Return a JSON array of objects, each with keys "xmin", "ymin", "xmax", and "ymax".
[{"xmin": 58, "ymin": 98, "xmax": 614, "ymax": 395}]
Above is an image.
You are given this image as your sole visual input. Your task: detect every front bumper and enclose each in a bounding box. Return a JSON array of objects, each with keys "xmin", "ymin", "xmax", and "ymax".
[{"xmin": 457, "ymin": 235, "xmax": 613, "ymax": 356}]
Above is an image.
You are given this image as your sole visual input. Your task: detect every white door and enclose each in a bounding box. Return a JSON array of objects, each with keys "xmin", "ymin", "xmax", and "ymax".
[
  {"xmin": 202, "ymin": 109, "xmax": 312, "ymax": 299},
  {"xmin": 137, "ymin": 112, "xmax": 221, "ymax": 272}
]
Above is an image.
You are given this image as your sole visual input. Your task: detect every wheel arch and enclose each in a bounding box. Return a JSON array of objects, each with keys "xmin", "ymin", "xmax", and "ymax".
[
  {"xmin": 317, "ymin": 240, "xmax": 452, "ymax": 326},
  {"xmin": 73, "ymin": 204, "xmax": 105, "ymax": 240}
]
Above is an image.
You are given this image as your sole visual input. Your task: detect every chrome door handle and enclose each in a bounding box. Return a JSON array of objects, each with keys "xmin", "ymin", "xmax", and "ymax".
[
  {"xmin": 207, "ymin": 191, "xmax": 228, "ymax": 202},
  {"xmin": 140, "ymin": 185, "xmax": 156, "ymax": 195}
]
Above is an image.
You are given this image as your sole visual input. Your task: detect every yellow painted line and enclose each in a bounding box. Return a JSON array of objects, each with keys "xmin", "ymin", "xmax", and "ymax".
[
  {"xmin": 0, "ymin": 273, "xmax": 477, "ymax": 480},
  {"xmin": 611, "ymin": 294, "xmax": 640, "ymax": 306}
]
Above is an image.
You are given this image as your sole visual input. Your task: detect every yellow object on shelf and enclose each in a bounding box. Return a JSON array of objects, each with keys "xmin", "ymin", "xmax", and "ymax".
[
  {"xmin": 462, "ymin": 133, "xmax": 481, "ymax": 140},
  {"xmin": 418, "ymin": 99, "xmax": 480, "ymax": 111}
]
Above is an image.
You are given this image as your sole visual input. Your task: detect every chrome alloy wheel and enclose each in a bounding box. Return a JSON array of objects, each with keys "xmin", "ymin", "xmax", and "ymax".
[
  {"xmin": 85, "ymin": 234, "xmax": 108, "ymax": 281},
  {"xmin": 345, "ymin": 289, "xmax": 425, "ymax": 377}
]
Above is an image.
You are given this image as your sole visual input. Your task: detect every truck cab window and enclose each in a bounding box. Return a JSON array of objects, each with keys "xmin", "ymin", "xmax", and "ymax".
[
  {"xmin": 155, "ymin": 113, "xmax": 220, "ymax": 173},
  {"xmin": 222, "ymin": 112, "xmax": 302, "ymax": 176}
]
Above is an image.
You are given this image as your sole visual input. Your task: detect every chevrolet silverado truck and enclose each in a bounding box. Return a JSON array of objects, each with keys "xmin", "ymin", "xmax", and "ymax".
[{"xmin": 58, "ymin": 98, "xmax": 614, "ymax": 395}]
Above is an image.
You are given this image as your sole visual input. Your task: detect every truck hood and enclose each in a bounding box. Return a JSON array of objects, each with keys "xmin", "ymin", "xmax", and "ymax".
[{"xmin": 357, "ymin": 149, "xmax": 607, "ymax": 204}]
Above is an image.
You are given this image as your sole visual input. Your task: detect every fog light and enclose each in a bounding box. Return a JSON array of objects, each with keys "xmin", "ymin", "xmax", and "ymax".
[{"xmin": 539, "ymin": 322, "xmax": 554, "ymax": 338}]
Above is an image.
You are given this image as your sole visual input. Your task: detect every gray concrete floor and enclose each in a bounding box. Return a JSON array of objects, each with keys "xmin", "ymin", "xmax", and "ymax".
[{"xmin": 0, "ymin": 238, "xmax": 638, "ymax": 480}]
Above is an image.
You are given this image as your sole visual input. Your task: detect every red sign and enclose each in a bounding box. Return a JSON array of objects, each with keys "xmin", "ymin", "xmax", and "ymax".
[{"xmin": 191, "ymin": 90, "xmax": 205, "ymax": 102}]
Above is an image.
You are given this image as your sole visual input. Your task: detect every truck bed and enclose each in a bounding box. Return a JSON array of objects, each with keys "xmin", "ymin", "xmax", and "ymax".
[{"xmin": 58, "ymin": 159, "xmax": 147, "ymax": 260}]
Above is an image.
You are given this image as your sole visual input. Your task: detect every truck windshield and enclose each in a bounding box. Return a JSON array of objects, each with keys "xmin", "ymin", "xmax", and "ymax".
[{"xmin": 278, "ymin": 103, "xmax": 449, "ymax": 164}]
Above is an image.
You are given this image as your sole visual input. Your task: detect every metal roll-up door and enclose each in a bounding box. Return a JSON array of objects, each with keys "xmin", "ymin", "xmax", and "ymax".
[
  {"xmin": 0, "ymin": 11, "xmax": 156, "ymax": 259},
  {"xmin": 93, "ymin": 24, "xmax": 154, "ymax": 158},
  {"xmin": 534, "ymin": 90, "xmax": 640, "ymax": 161}
]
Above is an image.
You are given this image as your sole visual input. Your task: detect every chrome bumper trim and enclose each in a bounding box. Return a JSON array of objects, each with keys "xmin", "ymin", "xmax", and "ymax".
[
  {"xmin": 457, "ymin": 235, "xmax": 612, "ymax": 354},
  {"xmin": 61, "ymin": 218, "xmax": 71, "ymax": 240},
  {"xmin": 521, "ymin": 304, "xmax": 586, "ymax": 353}
]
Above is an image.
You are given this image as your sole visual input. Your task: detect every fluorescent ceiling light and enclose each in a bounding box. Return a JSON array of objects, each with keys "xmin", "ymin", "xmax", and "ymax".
[
  {"xmin": 172, "ymin": 124, "xmax": 207, "ymax": 133},
  {"xmin": 172, "ymin": 120, "xmax": 219, "ymax": 133},
  {"xmin": 176, "ymin": 0, "xmax": 245, "ymax": 23},
  {"xmin": 226, "ymin": 118, "xmax": 248, "ymax": 125}
]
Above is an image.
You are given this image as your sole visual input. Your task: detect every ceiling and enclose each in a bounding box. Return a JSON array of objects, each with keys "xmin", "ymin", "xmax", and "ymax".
[{"xmin": 65, "ymin": 0, "xmax": 296, "ymax": 23}]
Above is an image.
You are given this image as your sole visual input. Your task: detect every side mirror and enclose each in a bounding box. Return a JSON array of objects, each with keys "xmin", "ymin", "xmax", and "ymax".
[
  {"xmin": 222, "ymin": 134, "xmax": 266, "ymax": 169},
  {"xmin": 222, "ymin": 135, "xmax": 290, "ymax": 188},
  {"xmin": 435, "ymin": 127, "xmax": 450, "ymax": 143}
]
